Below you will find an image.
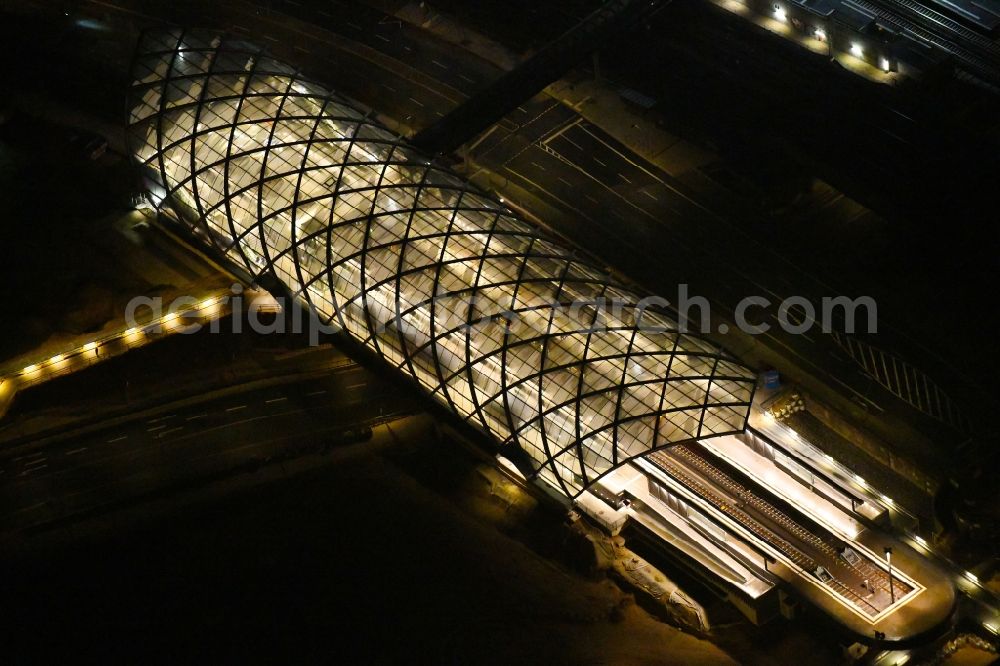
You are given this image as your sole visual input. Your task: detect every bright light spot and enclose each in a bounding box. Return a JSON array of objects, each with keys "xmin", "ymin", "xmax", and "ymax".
[
  {"xmin": 964, "ymin": 571, "xmax": 979, "ymax": 584},
  {"xmin": 823, "ymin": 454, "xmax": 834, "ymax": 462},
  {"xmin": 913, "ymin": 535, "xmax": 928, "ymax": 547},
  {"xmin": 773, "ymin": 4, "xmax": 786, "ymax": 21},
  {"xmin": 200, "ymin": 298, "xmax": 217, "ymax": 310},
  {"xmin": 83, "ymin": 342, "xmax": 98, "ymax": 352},
  {"xmin": 22, "ymin": 364, "xmax": 39, "ymax": 374},
  {"xmin": 49, "ymin": 354, "xmax": 64, "ymax": 365},
  {"xmin": 985, "ymin": 621, "xmax": 999, "ymax": 635},
  {"xmin": 814, "ymin": 28, "xmax": 826, "ymax": 40},
  {"xmin": 880, "ymin": 56, "xmax": 891, "ymax": 71},
  {"xmin": 125, "ymin": 327, "xmax": 140, "ymax": 337},
  {"xmin": 854, "ymin": 474, "xmax": 867, "ymax": 486},
  {"xmin": 851, "ymin": 43, "xmax": 863, "ymax": 58},
  {"xmin": 881, "ymin": 495, "xmax": 895, "ymax": 506},
  {"xmin": 163, "ymin": 312, "xmax": 178, "ymax": 325},
  {"xmin": 763, "ymin": 411, "xmax": 775, "ymax": 421}
]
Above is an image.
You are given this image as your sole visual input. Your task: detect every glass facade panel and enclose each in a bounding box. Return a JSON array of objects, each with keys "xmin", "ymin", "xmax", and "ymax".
[{"xmin": 127, "ymin": 31, "xmax": 757, "ymax": 498}]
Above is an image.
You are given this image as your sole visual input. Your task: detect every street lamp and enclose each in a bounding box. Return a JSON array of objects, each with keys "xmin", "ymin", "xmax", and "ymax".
[{"xmin": 884, "ymin": 547, "xmax": 895, "ymax": 604}]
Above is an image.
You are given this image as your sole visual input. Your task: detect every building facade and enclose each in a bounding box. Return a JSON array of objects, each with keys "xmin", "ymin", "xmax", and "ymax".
[{"xmin": 127, "ymin": 29, "xmax": 756, "ymax": 499}]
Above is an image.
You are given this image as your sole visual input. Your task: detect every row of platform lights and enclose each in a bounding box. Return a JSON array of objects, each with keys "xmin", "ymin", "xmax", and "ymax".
[
  {"xmin": 764, "ymin": 408, "xmax": 990, "ymax": 602},
  {"xmin": 15, "ymin": 296, "xmax": 224, "ymax": 380},
  {"xmin": 772, "ymin": 3, "xmax": 893, "ymax": 71}
]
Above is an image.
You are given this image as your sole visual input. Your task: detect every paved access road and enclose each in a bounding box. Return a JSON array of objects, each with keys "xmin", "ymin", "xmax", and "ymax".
[{"xmin": 0, "ymin": 363, "xmax": 421, "ymax": 535}]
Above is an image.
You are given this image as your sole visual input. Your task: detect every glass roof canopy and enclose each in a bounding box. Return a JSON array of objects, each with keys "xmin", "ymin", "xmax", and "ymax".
[{"xmin": 127, "ymin": 29, "xmax": 756, "ymax": 498}]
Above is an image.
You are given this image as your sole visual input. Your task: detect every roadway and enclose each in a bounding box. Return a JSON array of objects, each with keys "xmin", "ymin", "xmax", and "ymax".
[
  {"xmin": 39, "ymin": 0, "xmax": 962, "ymax": 492},
  {"xmin": 0, "ymin": 363, "xmax": 421, "ymax": 536}
]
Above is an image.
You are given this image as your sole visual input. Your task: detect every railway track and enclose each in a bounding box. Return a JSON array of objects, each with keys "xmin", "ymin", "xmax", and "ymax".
[
  {"xmin": 849, "ymin": 0, "xmax": 1000, "ymax": 82},
  {"xmin": 649, "ymin": 445, "xmax": 912, "ymax": 615}
]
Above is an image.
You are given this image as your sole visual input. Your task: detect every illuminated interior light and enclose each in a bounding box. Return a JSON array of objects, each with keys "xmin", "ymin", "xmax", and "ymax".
[
  {"xmin": 964, "ymin": 571, "xmax": 979, "ymax": 584},
  {"xmin": 814, "ymin": 28, "xmax": 826, "ymax": 40},
  {"xmin": 913, "ymin": 535, "xmax": 928, "ymax": 547},
  {"xmin": 854, "ymin": 474, "xmax": 867, "ymax": 486},
  {"xmin": 881, "ymin": 495, "xmax": 895, "ymax": 506},
  {"xmin": 850, "ymin": 43, "xmax": 863, "ymax": 58},
  {"xmin": 49, "ymin": 354, "xmax": 64, "ymax": 364},
  {"xmin": 83, "ymin": 341, "xmax": 98, "ymax": 351},
  {"xmin": 773, "ymin": 4, "xmax": 787, "ymax": 21},
  {"xmin": 880, "ymin": 56, "xmax": 891, "ymax": 71},
  {"xmin": 126, "ymin": 31, "xmax": 760, "ymax": 500},
  {"xmin": 22, "ymin": 364, "xmax": 39, "ymax": 374}
]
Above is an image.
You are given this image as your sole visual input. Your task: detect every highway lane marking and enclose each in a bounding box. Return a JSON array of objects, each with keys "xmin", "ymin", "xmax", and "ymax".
[
  {"xmin": 266, "ymin": 397, "xmax": 288, "ymax": 404},
  {"xmin": 13, "ymin": 451, "xmax": 46, "ymax": 462},
  {"xmin": 157, "ymin": 427, "xmax": 184, "ymax": 438},
  {"xmin": 348, "ymin": 22, "xmax": 363, "ymax": 31},
  {"xmin": 375, "ymin": 33, "xmax": 391, "ymax": 42},
  {"xmin": 186, "ymin": 414, "xmax": 207, "ymax": 421},
  {"xmin": 307, "ymin": 390, "xmax": 327, "ymax": 396},
  {"xmin": 226, "ymin": 405, "xmax": 248, "ymax": 412},
  {"xmin": 24, "ymin": 457, "xmax": 48, "ymax": 468},
  {"xmin": 22, "ymin": 464, "xmax": 47, "ymax": 474},
  {"xmin": 459, "ymin": 74, "xmax": 477, "ymax": 84},
  {"xmin": 294, "ymin": 46, "xmax": 310, "ymax": 54},
  {"xmin": 593, "ymin": 157, "xmax": 607, "ymax": 167},
  {"xmin": 232, "ymin": 24, "xmax": 250, "ymax": 32},
  {"xmin": 381, "ymin": 83, "xmax": 397, "ymax": 92},
  {"xmin": 618, "ymin": 172, "xmax": 633, "ymax": 184},
  {"xmin": 147, "ymin": 414, "xmax": 175, "ymax": 423},
  {"xmin": 585, "ymin": 194, "xmax": 599, "ymax": 204},
  {"xmin": 263, "ymin": 35, "xmax": 279, "ymax": 43},
  {"xmin": 345, "ymin": 382, "xmax": 367, "ymax": 390},
  {"xmin": 557, "ymin": 176, "xmax": 573, "ymax": 186},
  {"xmin": 530, "ymin": 161, "xmax": 546, "ymax": 171},
  {"xmin": 147, "ymin": 425, "xmax": 167, "ymax": 432},
  {"xmin": 403, "ymin": 45, "xmax": 412, "ymax": 52},
  {"xmin": 559, "ymin": 134, "xmax": 583, "ymax": 150},
  {"xmin": 107, "ymin": 435, "xmax": 128, "ymax": 443},
  {"xmin": 642, "ymin": 190, "xmax": 659, "ymax": 202},
  {"xmin": 431, "ymin": 59, "xmax": 448, "ymax": 70},
  {"xmin": 66, "ymin": 447, "xmax": 88, "ymax": 456},
  {"xmin": 408, "ymin": 97, "xmax": 425, "ymax": 107}
]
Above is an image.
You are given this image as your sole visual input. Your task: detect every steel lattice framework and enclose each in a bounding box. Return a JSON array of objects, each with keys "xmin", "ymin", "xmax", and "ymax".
[{"xmin": 127, "ymin": 30, "xmax": 756, "ymax": 498}]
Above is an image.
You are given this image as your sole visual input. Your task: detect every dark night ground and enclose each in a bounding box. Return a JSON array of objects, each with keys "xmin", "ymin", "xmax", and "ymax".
[{"xmin": 0, "ymin": 432, "xmax": 761, "ymax": 665}]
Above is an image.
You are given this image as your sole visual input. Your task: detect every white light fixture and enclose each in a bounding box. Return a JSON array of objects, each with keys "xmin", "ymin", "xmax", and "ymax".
[
  {"xmin": 851, "ymin": 43, "xmax": 863, "ymax": 58},
  {"xmin": 49, "ymin": 354, "xmax": 64, "ymax": 364},
  {"xmin": 22, "ymin": 364, "xmax": 39, "ymax": 374},
  {"xmin": 83, "ymin": 341, "xmax": 97, "ymax": 351},
  {"xmin": 880, "ymin": 56, "xmax": 891, "ymax": 71},
  {"xmin": 814, "ymin": 28, "xmax": 826, "ymax": 40},
  {"xmin": 774, "ymin": 4, "xmax": 787, "ymax": 21},
  {"xmin": 964, "ymin": 571, "xmax": 979, "ymax": 584}
]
